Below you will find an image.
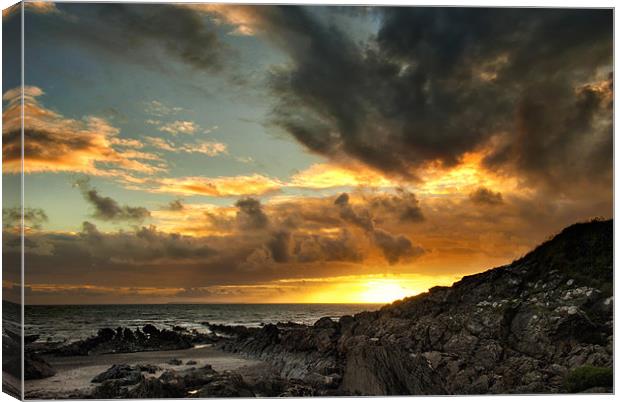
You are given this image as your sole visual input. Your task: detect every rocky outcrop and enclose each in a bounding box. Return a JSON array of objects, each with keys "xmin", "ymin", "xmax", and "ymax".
[
  {"xmin": 3, "ymin": 329, "xmax": 56, "ymax": 380},
  {"xmin": 214, "ymin": 219, "xmax": 614, "ymax": 395},
  {"xmin": 49, "ymin": 325, "xmax": 217, "ymax": 356},
  {"xmin": 87, "ymin": 363, "xmax": 321, "ymax": 398}
]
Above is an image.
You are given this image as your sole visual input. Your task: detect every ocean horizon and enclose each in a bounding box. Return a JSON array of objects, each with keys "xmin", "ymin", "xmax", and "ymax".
[{"xmin": 23, "ymin": 303, "xmax": 381, "ymax": 344}]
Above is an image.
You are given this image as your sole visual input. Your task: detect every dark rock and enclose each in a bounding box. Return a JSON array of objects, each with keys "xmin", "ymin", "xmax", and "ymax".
[
  {"xmin": 24, "ymin": 334, "xmax": 39, "ymax": 344},
  {"xmin": 97, "ymin": 328, "xmax": 115, "ymax": 341},
  {"xmin": 314, "ymin": 317, "xmax": 338, "ymax": 329},
  {"xmin": 186, "ymin": 360, "xmax": 197, "ymax": 365},
  {"xmin": 197, "ymin": 372, "xmax": 254, "ymax": 397},
  {"xmin": 167, "ymin": 358, "xmax": 183, "ymax": 365},
  {"xmin": 341, "ymin": 342, "xmax": 445, "ymax": 395},
  {"xmin": 128, "ymin": 376, "xmax": 185, "ymax": 398},
  {"xmin": 137, "ymin": 364, "xmax": 160, "ymax": 374},
  {"xmin": 92, "ymin": 379, "xmax": 128, "ymax": 399},
  {"xmin": 50, "ymin": 323, "xmax": 194, "ymax": 356},
  {"xmin": 23, "ymin": 353, "xmax": 56, "ymax": 380},
  {"xmin": 142, "ymin": 324, "xmax": 160, "ymax": 336},
  {"xmin": 91, "ymin": 364, "xmax": 143, "ymax": 385},
  {"xmin": 276, "ymin": 321, "xmax": 306, "ymax": 328}
]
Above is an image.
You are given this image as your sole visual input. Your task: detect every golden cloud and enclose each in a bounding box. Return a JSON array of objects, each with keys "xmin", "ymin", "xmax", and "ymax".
[
  {"xmin": 3, "ymin": 1, "xmax": 58, "ymax": 20},
  {"xmin": 183, "ymin": 4, "xmax": 261, "ymax": 35},
  {"xmin": 415, "ymin": 149, "xmax": 525, "ymax": 197},
  {"xmin": 2, "ymin": 86, "xmax": 166, "ymax": 176},
  {"xmin": 151, "ymin": 203, "xmax": 236, "ymax": 236},
  {"xmin": 290, "ymin": 162, "xmax": 396, "ymax": 189},
  {"xmin": 139, "ymin": 174, "xmax": 283, "ymax": 197}
]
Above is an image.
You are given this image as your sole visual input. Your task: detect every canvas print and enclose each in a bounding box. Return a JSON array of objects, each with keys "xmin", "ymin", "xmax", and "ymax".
[{"xmin": 1, "ymin": 2, "xmax": 614, "ymax": 399}]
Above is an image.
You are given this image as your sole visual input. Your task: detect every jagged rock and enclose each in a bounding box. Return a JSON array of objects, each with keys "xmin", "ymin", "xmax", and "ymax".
[
  {"xmin": 167, "ymin": 358, "xmax": 183, "ymax": 365},
  {"xmin": 23, "ymin": 353, "xmax": 56, "ymax": 380},
  {"xmin": 89, "ymin": 364, "xmax": 246, "ymax": 398},
  {"xmin": 127, "ymin": 376, "xmax": 185, "ymax": 398},
  {"xmin": 136, "ymin": 364, "xmax": 160, "ymax": 374},
  {"xmin": 91, "ymin": 364, "xmax": 142, "ymax": 385},
  {"xmin": 48, "ymin": 324, "xmax": 205, "ymax": 356},
  {"xmin": 92, "ymin": 379, "xmax": 128, "ymax": 398},
  {"xmin": 180, "ymin": 365, "xmax": 217, "ymax": 388},
  {"xmin": 341, "ymin": 341, "xmax": 446, "ymax": 395},
  {"xmin": 197, "ymin": 372, "xmax": 254, "ymax": 397}
]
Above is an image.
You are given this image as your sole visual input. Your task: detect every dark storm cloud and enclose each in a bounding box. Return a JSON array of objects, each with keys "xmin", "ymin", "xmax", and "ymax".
[
  {"xmin": 259, "ymin": 7, "xmax": 612, "ymax": 191},
  {"xmin": 334, "ymin": 193, "xmax": 374, "ymax": 232},
  {"xmin": 78, "ymin": 221, "xmax": 214, "ymax": 263},
  {"xmin": 482, "ymin": 75, "xmax": 613, "ymax": 191},
  {"xmin": 75, "ymin": 179, "xmax": 150, "ymax": 222},
  {"xmin": 97, "ymin": 4, "xmax": 223, "ymax": 71},
  {"xmin": 368, "ymin": 189, "xmax": 425, "ymax": 223},
  {"xmin": 3, "ymin": 207, "xmax": 48, "ymax": 229},
  {"xmin": 165, "ymin": 199, "xmax": 185, "ymax": 211},
  {"xmin": 242, "ymin": 228, "xmax": 363, "ymax": 268},
  {"xmin": 372, "ymin": 229, "xmax": 424, "ymax": 265},
  {"xmin": 469, "ymin": 187, "xmax": 503, "ymax": 206},
  {"xmin": 232, "ymin": 197, "xmax": 362, "ymax": 265},
  {"xmin": 266, "ymin": 230, "xmax": 291, "ymax": 263},
  {"xmin": 295, "ymin": 229, "xmax": 362, "ymax": 263},
  {"xmin": 29, "ymin": 3, "xmax": 224, "ymax": 72},
  {"xmin": 334, "ymin": 192, "xmax": 424, "ymax": 264},
  {"xmin": 235, "ymin": 197, "xmax": 269, "ymax": 230},
  {"xmin": 7, "ymin": 221, "xmax": 363, "ymax": 289}
]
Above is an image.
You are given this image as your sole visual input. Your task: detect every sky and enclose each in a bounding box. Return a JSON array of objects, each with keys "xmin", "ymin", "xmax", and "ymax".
[{"xmin": 1, "ymin": 3, "xmax": 613, "ymax": 304}]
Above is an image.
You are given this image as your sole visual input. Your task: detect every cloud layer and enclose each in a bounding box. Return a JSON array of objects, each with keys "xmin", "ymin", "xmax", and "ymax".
[
  {"xmin": 251, "ymin": 7, "xmax": 612, "ymax": 195},
  {"xmin": 2, "ymin": 86, "xmax": 165, "ymax": 177},
  {"xmin": 75, "ymin": 179, "xmax": 151, "ymax": 222}
]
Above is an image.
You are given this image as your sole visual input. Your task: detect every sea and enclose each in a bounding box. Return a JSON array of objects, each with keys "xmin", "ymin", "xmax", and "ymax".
[{"xmin": 23, "ymin": 304, "xmax": 381, "ymax": 343}]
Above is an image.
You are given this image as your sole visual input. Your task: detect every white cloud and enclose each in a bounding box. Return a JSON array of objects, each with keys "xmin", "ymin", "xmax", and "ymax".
[
  {"xmin": 146, "ymin": 136, "xmax": 227, "ymax": 156},
  {"xmin": 159, "ymin": 120, "xmax": 200, "ymax": 135},
  {"xmin": 144, "ymin": 100, "xmax": 183, "ymax": 117}
]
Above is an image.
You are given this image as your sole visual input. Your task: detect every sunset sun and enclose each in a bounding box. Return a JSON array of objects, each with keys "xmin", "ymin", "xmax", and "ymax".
[{"xmin": 360, "ymin": 280, "xmax": 413, "ymax": 304}]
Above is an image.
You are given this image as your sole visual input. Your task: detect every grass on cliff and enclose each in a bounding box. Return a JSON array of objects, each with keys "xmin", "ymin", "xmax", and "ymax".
[
  {"xmin": 517, "ymin": 218, "xmax": 613, "ymax": 297},
  {"xmin": 564, "ymin": 365, "xmax": 613, "ymax": 393}
]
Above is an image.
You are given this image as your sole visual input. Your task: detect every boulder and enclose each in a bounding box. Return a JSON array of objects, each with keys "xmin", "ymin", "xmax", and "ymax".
[
  {"xmin": 91, "ymin": 364, "xmax": 142, "ymax": 385},
  {"xmin": 23, "ymin": 353, "xmax": 56, "ymax": 380}
]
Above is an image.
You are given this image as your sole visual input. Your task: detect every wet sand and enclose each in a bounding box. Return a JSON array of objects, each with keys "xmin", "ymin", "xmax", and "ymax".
[{"xmin": 24, "ymin": 345, "xmax": 260, "ymax": 399}]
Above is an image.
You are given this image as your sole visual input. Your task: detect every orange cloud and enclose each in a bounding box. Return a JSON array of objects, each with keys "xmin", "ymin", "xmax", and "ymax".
[
  {"xmin": 183, "ymin": 4, "xmax": 261, "ymax": 35},
  {"xmin": 140, "ymin": 174, "xmax": 283, "ymax": 197},
  {"xmin": 2, "ymin": 86, "xmax": 166, "ymax": 176},
  {"xmin": 416, "ymin": 149, "xmax": 525, "ymax": 197},
  {"xmin": 290, "ymin": 162, "xmax": 396, "ymax": 189},
  {"xmin": 151, "ymin": 203, "xmax": 236, "ymax": 236},
  {"xmin": 3, "ymin": 1, "xmax": 58, "ymax": 20}
]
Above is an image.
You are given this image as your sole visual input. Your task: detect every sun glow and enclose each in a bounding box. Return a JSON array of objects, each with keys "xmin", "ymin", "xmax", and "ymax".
[
  {"xmin": 359, "ymin": 279, "xmax": 412, "ymax": 303},
  {"xmin": 296, "ymin": 274, "xmax": 461, "ymax": 304},
  {"xmin": 417, "ymin": 149, "xmax": 524, "ymax": 197}
]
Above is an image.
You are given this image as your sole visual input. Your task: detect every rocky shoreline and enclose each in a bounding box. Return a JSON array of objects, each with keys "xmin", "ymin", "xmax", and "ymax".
[
  {"xmin": 206, "ymin": 220, "xmax": 613, "ymax": 395},
  {"xmin": 14, "ymin": 219, "xmax": 614, "ymax": 397}
]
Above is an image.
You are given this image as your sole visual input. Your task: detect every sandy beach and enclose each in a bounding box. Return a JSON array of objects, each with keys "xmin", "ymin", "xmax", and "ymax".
[{"xmin": 25, "ymin": 345, "xmax": 261, "ymax": 398}]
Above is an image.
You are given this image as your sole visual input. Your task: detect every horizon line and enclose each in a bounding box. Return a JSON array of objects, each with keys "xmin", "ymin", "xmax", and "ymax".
[{"xmin": 17, "ymin": 302, "xmax": 388, "ymax": 307}]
